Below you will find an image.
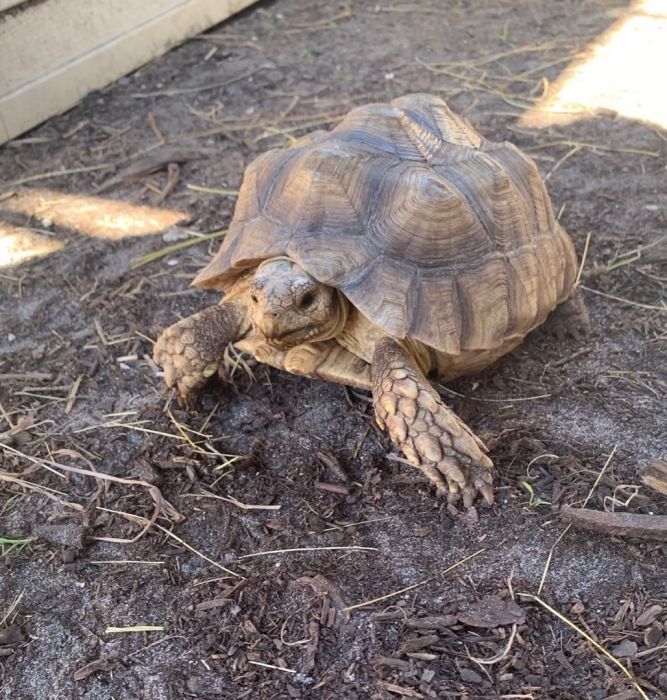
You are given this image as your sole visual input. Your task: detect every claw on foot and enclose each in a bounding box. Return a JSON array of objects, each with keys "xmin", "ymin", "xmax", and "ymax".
[
  {"xmin": 372, "ymin": 337, "xmax": 494, "ymax": 507},
  {"xmin": 153, "ymin": 302, "xmax": 244, "ymax": 403}
]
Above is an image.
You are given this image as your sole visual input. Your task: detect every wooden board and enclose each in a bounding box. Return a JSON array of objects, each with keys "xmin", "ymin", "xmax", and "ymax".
[
  {"xmin": 0, "ymin": 1, "xmax": 25, "ymax": 13},
  {"xmin": 0, "ymin": 0, "xmax": 257, "ymax": 144}
]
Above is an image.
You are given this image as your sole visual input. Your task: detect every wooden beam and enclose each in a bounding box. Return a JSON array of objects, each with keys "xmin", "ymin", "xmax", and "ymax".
[
  {"xmin": 0, "ymin": 0, "xmax": 258, "ymax": 144},
  {"xmin": 0, "ymin": 1, "xmax": 26, "ymax": 14}
]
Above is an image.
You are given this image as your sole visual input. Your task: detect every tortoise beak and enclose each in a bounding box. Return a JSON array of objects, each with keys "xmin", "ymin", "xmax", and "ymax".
[{"xmin": 261, "ymin": 324, "xmax": 317, "ymax": 349}]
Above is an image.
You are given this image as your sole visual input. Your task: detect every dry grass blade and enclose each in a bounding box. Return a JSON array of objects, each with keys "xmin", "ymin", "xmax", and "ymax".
[
  {"xmin": 543, "ymin": 145, "xmax": 581, "ymax": 181},
  {"xmin": 184, "ymin": 491, "xmax": 281, "ymax": 511},
  {"xmin": 438, "ymin": 386, "xmax": 550, "ymax": 403},
  {"xmin": 2, "ymin": 442, "xmax": 182, "ymax": 522},
  {"xmin": 186, "ymin": 184, "xmax": 239, "ymax": 197},
  {"xmin": 538, "ymin": 445, "xmax": 617, "ymax": 595},
  {"xmin": 94, "ymin": 506, "xmax": 242, "ymax": 578},
  {"xmin": 283, "ymin": 6, "xmax": 353, "ymax": 33},
  {"xmin": 519, "ymin": 594, "xmax": 649, "ymax": 700},
  {"xmin": 164, "ymin": 409, "xmax": 244, "ymax": 473},
  {"xmin": 575, "ymin": 232, "xmax": 592, "ymax": 288},
  {"xmin": 3, "ymin": 164, "xmax": 111, "ymax": 189},
  {"xmin": 248, "ymin": 660, "xmax": 296, "ymax": 673},
  {"xmin": 468, "ymin": 623, "xmax": 518, "ymax": 665},
  {"xmin": 1, "ymin": 442, "xmax": 183, "ymax": 549},
  {"xmin": 81, "ymin": 420, "xmax": 191, "ymax": 442},
  {"xmin": 0, "ymin": 473, "xmax": 85, "ymax": 511},
  {"xmin": 133, "ymin": 65, "xmax": 271, "ymax": 98},
  {"xmin": 223, "ymin": 344, "xmax": 255, "ymax": 381},
  {"xmin": 239, "ymin": 545, "xmax": 378, "ymax": 560},
  {"xmin": 89, "ymin": 560, "xmax": 163, "ymax": 566},
  {"xmin": 307, "ymin": 516, "xmax": 390, "ymax": 535},
  {"xmin": 105, "ymin": 625, "xmax": 165, "ymax": 634},
  {"xmin": 131, "ymin": 229, "xmax": 227, "ymax": 268},
  {"xmin": 0, "ymin": 372, "xmax": 53, "ymax": 381},
  {"xmin": 343, "ymin": 548, "xmax": 486, "ymax": 612},
  {"xmin": 530, "ymin": 140, "xmax": 659, "ymax": 158},
  {"xmin": 64, "ymin": 375, "xmax": 82, "ymax": 415},
  {"xmin": 580, "ymin": 285, "xmax": 667, "ymax": 312},
  {"xmin": 0, "ymin": 591, "xmax": 24, "ymax": 627}
]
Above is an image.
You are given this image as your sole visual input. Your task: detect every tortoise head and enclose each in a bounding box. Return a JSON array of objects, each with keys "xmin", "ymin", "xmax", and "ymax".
[{"xmin": 247, "ymin": 258, "xmax": 346, "ymax": 349}]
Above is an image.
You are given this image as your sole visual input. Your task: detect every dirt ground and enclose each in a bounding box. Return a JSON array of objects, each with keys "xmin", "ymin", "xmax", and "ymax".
[{"xmin": 1, "ymin": 1, "xmax": 666, "ymax": 698}]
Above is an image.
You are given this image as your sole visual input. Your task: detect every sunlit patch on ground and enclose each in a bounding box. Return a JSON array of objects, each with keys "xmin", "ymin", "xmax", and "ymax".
[
  {"xmin": 520, "ymin": 0, "xmax": 667, "ymax": 129},
  {"xmin": 0, "ymin": 223, "xmax": 64, "ymax": 267},
  {"xmin": 0, "ymin": 188, "xmax": 187, "ymax": 241}
]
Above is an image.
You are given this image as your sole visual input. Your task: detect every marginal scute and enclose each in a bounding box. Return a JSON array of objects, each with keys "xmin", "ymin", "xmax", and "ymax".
[
  {"xmin": 193, "ymin": 94, "xmax": 578, "ymax": 355},
  {"xmin": 456, "ymin": 256, "xmax": 511, "ymax": 349}
]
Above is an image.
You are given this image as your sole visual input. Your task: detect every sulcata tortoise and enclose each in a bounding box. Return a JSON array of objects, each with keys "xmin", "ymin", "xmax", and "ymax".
[{"xmin": 154, "ymin": 94, "xmax": 582, "ymax": 508}]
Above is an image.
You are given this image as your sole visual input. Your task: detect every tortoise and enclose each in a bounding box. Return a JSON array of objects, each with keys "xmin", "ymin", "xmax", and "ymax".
[{"xmin": 154, "ymin": 94, "xmax": 583, "ymax": 508}]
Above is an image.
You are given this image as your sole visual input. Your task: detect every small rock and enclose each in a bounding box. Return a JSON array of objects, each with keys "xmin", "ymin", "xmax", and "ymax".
[
  {"xmin": 571, "ymin": 601, "xmax": 585, "ymax": 615},
  {"xmin": 458, "ymin": 667, "xmax": 483, "ymax": 684},
  {"xmin": 186, "ymin": 676, "xmax": 227, "ymax": 695},
  {"xmin": 635, "ymin": 604, "xmax": 663, "ymax": 627},
  {"xmin": 421, "ymin": 669, "xmax": 435, "ymax": 683},
  {"xmin": 604, "ymin": 691, "xmax": 646, "ymax": 700},
  {"xmin": 611, "ymin": 639, "xmax": 638, "ymax": 658},
  {"xmin": 162, "ymin": 228, "xmax": 191, "ymax": 242},
  {"xmin": 458, "ymin": 596, "xmax": 525, "ymax": 628},
  {"xmin": 72, "ymin": 656, "xmax": 118, "ymax": 681},
  {"xmin": 61, "ymin": 549, "xmax": 77, "ymax": 564},
  {"xmin": 398, "ymin": 634, "xmax": 439, "ymax": 655},
  {"xmin": 34, "ymin": 522, "xmax": 86, "ymax": 549},
  {"xmin": 406, "ymin": 614, "xmax": 458, "ymax": 630},
  {"xmin": 659, "ymin": 671, "xmax": 667, "ymax": 690},
  {"xmin": 588, "ymin": 690, "xmax": 606, "ymax": 700},
  {"xmin": 0, "ymin": 625, "xmax": 24, "ymax": 645},
  {"xmin": 644, "ymin": 623, "xmax": 663, "ymax": 647}
]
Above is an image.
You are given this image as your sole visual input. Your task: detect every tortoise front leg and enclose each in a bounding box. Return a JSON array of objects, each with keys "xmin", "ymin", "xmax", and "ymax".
[
  {"xmin": 372, "ymin": 337, "xmax": 494, "ymax": 507},
  {"xmin": 153, "ymin": 299, "xmax": 249, "ymax": 402},
  {"xmin": 234, "ymin": 337, "xmax": 372, "ymax": 390}
]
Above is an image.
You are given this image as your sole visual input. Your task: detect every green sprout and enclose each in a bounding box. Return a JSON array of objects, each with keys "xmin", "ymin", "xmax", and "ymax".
[{"xmin": 521, "ymin": 481, "xmax": 551, "ymax": 507}]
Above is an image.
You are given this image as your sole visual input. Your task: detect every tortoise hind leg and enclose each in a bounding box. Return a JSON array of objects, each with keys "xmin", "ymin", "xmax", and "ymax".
[
  {"xmin": 371, "ymin": 337, "xmax": 494, "ymax": 507},
  {"xmin": 542, "ymin": 289, "xmax": 590, "ymax": 341},
  {"xmin": 153, "ymin": 299, "xmax": 248, "ymax": 402}
]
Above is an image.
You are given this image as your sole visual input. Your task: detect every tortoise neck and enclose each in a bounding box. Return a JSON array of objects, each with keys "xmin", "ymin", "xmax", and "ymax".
[{"xmin": 315, "ymin": 289, "xmax": 349, "ymax": 343}]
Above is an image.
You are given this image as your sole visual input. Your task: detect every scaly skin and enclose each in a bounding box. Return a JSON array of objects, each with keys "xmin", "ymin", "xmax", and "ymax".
[
  {"xmin": 542, "ymin": 290, "xmax": 590, "ymax": 341},
  {"xmin": 372, "ymin": 337, "xmax": 494, "ymax": 507},
  {"xmin": 153, "ymin": 300, "xmax": 247, "ymax": 402}
]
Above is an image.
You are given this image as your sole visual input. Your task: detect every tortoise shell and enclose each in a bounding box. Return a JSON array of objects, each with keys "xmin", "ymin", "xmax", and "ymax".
[{"xmin": 194, "ymin": 94, "xmax": 578, "ymax": 355}]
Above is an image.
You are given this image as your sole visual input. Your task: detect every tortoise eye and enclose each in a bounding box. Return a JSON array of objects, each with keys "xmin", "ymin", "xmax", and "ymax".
[
  {"xmin": 299, "ymin": 292, "xmax": 315, "ymax": 309},
  {"xmin": 250, "ymin": 294, "xmax": 258, "ymax": 303}
]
